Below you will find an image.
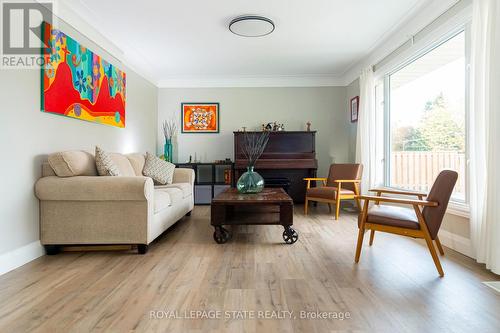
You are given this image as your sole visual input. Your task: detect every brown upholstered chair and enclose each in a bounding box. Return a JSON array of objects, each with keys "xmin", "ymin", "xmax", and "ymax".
[
  {"xmin": 355, "ymin": 170, "xmax": 458, "ymax": 277},
  {"xmin": 304, "ymin": 164, "xmax": 363, "ymax": 220}
]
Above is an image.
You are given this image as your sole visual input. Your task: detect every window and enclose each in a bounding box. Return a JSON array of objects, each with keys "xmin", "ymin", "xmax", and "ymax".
[{"xmin": 385, "ymin": 30, "xmax": 467, "ymax": 202}]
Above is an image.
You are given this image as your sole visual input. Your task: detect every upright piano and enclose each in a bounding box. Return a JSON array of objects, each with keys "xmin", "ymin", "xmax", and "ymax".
[{"xmin": 234, "ymin": 131, "xmax": 318, "ymax": 203}]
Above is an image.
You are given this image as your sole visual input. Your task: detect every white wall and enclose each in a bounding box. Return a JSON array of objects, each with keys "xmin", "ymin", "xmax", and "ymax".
[
  {"xmin": 0, "ymin": 19, "xmax": 158, "ymax": 274},
  {"xmin": 157, "ymin": 87, "xmax": 349, "ymax": 177}
]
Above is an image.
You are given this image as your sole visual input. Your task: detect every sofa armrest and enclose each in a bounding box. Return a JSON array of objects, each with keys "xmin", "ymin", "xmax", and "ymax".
[
  {"xmin": 172, "ymin": 168, "xmax": 195, "ymax": 185},
  {"xmin": 35, "ymin": 176, "xmax": 154, "ymax": 201}
]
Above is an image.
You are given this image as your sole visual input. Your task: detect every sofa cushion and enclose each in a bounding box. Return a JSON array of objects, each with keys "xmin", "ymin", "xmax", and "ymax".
[
  {"xmin": 95, "ymin": 146, "xmax": 120, "ymax": 176},
  {"xmin": 109, "ymin": 153, "xmax": 136, "ymax": 176},
  {"xmin": 172, "ymin": 168, "xmax": 195, "ymax": 184},
  {"xmin": 127, "ymin": 153, "xmax": 146, "ymax": 176},
  {"xmin": 42, "ymin": 162, "xmax": 56, "ymax": 177},
  {"xmin": 48, "ymin": 151, "xmax": 97, "ymax": 177},
  {"xmin": 155, "ymin": 183, "xmax": 192, "ymax": 198},
  {"xmin": 154, "ymin": 189, "xmax": 171, "ymax": 213},
  {"xmin": 158, "ymin": 188, "xmax": 183, "ymax": 205},
  {"xmin": 142, "ymin": 152, "xmax": 175, "ymax": 185}
]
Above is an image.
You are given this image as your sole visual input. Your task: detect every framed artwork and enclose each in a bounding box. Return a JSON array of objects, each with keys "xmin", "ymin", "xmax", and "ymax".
[
  {"xmin": 181, "ymin": 103, "xmax": 219, "ymax": 133},
  {"xmin": 41, "ymin": 22, "xmax": 126, "ymax": 128},
  {"xmin": 350, "ymin": 96, "xmax": 359, "ymax": 123}
]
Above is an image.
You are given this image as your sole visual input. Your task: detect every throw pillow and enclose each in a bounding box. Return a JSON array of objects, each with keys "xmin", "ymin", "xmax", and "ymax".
[
  {"xmin": 48, "ymin": 150, "xmax": 97, "ymax": 177},
  {"xmin": 142, "ymin": 152, "xmax": 175, "ymax": 184},
  {"xmin": 95, "ymin": 146, "xmax": 120, "ymax": 176}
]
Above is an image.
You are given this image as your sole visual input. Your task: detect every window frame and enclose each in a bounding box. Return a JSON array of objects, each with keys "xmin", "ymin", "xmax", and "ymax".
[{"xmin": 381, "ymin": 24, "xmax": 471, "ymax": 213}]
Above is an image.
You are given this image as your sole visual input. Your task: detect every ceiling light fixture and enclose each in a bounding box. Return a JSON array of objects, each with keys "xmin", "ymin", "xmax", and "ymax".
[{"xmin": 229, "ymin": 15, "xmax": 275, "ymax": 37}]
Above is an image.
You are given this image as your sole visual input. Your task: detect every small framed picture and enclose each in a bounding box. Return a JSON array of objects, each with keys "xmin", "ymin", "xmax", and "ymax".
[
  {"xmin": 181, "ymin": 103, "xmax": 219, "ymax": 133},
  {"xmin": 350, "ymin": 96, "xmax": 359, "ymax": 123}
]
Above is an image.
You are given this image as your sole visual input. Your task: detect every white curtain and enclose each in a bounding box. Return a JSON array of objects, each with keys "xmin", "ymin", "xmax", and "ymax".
[
  {"xmin": 355, "ymin": 67, "xmax": 377, "ymax": 194},
  {"xmin": 470, "ymin": 0, "xmax": 500, "ymax": 274}
]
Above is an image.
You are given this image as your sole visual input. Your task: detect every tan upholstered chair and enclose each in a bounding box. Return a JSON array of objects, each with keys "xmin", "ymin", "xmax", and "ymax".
[
  {"xmin": 355, "ymin": 170, "xmax": 458, "ymax": 277},
  {"xmin": 304, "ymin": 164, "xmax": 363, "ymax": 220}
]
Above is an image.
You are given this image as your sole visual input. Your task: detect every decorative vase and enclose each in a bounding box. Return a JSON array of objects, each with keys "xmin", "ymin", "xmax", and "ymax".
[
  {"xmin": 164, "ymin": 139, "xmax": 173, "ymax": 162},
  {"xmin": 237, "ymin": 166, "xmax": 265, "ymax": 194}
]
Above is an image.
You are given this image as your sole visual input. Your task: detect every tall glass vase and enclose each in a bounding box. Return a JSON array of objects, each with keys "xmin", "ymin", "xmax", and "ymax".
[
  {"xmin": 164, "ymin": 139, "xmax": 173, "ymax": 162},
  {"xmin": 237, "ymin": 166, "xmax": 264, "ymax": 194}
]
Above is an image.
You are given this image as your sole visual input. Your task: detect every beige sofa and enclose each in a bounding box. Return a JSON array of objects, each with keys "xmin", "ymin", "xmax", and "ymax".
[{"xmin": 35, "ymin": 151, "xmax": 194, "ymax": 254}]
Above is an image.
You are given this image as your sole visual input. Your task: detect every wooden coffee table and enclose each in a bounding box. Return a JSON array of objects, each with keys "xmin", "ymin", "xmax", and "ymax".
[{"xmin": 210, "ymin": 188, "xmax": 297, "ymax": 244}]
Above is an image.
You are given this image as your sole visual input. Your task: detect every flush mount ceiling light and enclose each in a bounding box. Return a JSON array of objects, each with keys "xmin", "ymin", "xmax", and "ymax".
[{"xmin": 229, "ymin": 15, "xmax": 275, "ymax": 37}]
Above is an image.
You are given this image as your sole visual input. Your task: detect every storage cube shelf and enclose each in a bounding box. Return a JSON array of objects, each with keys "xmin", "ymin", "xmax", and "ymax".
[{"xmin": 175, "ymin": 162, "xmax": 234, "ymax": 205}]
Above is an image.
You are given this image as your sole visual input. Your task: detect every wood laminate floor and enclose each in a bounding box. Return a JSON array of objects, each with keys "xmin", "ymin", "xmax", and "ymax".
[{"xmin": 0, "ymin": 205, "xmax": 499, "ymax": 333}]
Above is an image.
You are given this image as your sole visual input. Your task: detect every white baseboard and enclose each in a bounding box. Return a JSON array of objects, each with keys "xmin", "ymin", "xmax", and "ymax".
[
  {"xmin": 438, "ymin": 230, "xmax": 473, "ymax": 258},
  {"xmin": 0, "ymin": 241, "xmax": 45, "ymax": 276}
]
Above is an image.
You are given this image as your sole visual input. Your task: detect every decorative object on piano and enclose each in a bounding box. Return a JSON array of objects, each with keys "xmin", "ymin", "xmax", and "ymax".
[
  {"xmin": 350, "ymin": 96, "xmax": 359, "ymax": 123},
  {"xmin": 306, "ymin": 121, "xmax": 311, "ymax": 131},
  {"xmin": 161, "ymin": 119, "xmax": 177, "ymax": 162},
  {"xmin": 263, "ymin": 122, "xmax": 284, "ymax": 131},
  {"xmin": 181, "ymin": 103, "xmax": 219, "ymax": 133},
  {"xmin": 236, "ymin": 131, "xmax": 270, "ymax": 193},
  {"xmin": 275, "ymin": 123, "xmax": 285, "ymax": 131}
]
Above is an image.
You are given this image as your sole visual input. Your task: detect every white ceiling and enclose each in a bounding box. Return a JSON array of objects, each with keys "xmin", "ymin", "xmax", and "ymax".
[{"xmin": 63, "ymin": 0, "xmax": 427, "ymax": 86}]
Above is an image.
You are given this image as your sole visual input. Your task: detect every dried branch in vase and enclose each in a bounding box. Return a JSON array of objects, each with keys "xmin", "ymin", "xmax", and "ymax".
[
  {"xmin": 242, "ymin": 131, "xmax": 269, "ymax": 166},
  {"xmin": 163, "ymin": 119, "xmax": 177, "ymax": 141}
]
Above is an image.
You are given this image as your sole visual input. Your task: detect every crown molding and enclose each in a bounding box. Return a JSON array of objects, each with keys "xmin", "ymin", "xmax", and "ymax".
[{"xmin": 158, "ymin": 74, "xmax": 345, "ymax": 88}]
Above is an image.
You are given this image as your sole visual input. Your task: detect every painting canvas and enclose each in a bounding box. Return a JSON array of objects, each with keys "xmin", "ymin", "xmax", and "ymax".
[
  {"xmin": 181, "ymin": 103, "xmax": 219, "ymax": 133},
  {"xmin": 41, "ymin": 22, "xmax": 126, "ymax": 128}
]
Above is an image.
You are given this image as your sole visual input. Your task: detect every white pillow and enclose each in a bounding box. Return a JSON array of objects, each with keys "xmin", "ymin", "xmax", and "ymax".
[
  {"xmin": 48, "ymin": 150, "xmax": 97, "ymax": 177},
  {"xmin": 142, "ymin": 152, "xmax": 175, "ymax": 184},
  {"xmin": 95, "ymin": 146, "xmax": 120, "ymax": 176}
]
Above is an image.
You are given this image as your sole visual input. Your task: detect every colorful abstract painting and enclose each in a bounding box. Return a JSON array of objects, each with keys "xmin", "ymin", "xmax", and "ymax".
[
  {"xmin": 181, "ymin": 103, "xmax": 219, "ymax": 133},
  {"xmin": 41, "ymin": 22, "xmax": 126, "ymax": 128}
]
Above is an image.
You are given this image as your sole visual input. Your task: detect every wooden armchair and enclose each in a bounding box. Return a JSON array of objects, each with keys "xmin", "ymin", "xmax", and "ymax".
[
  {"xmin": 304, "ymin": 164, "xmax": 363, "ymax": 220},
  {"xmin": 355, "ymin": 170, "xmax": 458, "ymax": 277}
]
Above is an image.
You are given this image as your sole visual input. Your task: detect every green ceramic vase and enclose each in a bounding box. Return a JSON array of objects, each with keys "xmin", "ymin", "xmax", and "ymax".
[{"xmin": 237, "ymin": 166, "xmax": 264, "ymax": 194}]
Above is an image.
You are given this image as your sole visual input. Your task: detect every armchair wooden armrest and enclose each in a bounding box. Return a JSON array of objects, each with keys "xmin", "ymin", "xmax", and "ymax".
[
  {"xmin": 357, "ymin": 195, "xmax": 438, "ymax": 207},
  {"xmin": 369, "ymin": 188, "xmax": 427, "ymax": 197},
  {"xmin": 332, "ymin": 179, "xmax": 361, "ymax": 183},
  {"xmin": 304, "ymin": 177, "xmax": 327, "ymax": 189}
]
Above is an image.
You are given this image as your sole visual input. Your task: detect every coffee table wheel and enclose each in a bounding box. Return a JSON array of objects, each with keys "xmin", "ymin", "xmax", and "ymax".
[
  {"xmin": 213, "ymin": 226, "xmax": 231, "ymax": 244},
  {"xmin": 283, "ymin": 227, "xmax": 298, "ymax": 244}
]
